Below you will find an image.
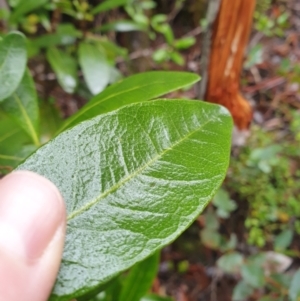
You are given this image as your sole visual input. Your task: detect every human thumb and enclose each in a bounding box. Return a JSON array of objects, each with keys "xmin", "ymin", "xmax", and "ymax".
[{"xmin": 0, "ymin": 171, "xmax": 66, "ymax": 301}]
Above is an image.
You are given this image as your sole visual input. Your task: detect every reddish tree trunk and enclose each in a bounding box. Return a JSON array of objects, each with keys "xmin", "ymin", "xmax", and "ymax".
[{"xmin": 205, "ymin": 0, "xmax": 256, "ymax": 130}]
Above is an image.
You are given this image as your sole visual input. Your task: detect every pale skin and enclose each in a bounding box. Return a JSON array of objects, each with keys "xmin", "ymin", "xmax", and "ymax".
[{"xmin": 0, "ymin": 171, "xmax": 66, "ymax": 301}]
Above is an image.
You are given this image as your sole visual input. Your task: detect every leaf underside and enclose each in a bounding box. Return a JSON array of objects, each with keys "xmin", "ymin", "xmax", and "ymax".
[{"xmin": 17, "ymin": 99, "xmax": 232, "ymax": 301}]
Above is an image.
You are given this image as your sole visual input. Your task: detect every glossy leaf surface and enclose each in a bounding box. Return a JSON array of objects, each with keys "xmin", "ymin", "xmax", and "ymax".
[
  {"xmin": 18, "ymin": 99, "xmax": 232, "ymax": 301},
  {"xmin": 59, "ymin": 71, "xmax": 200, "ymax": 132},
  {"xmin": 46, "ymin": 47, "xmax": 78, "ymax": 94},
  {"xmin": 78, "ymin": 42, "xmax": 111, "ymax": 95},
  {"xmin": 0, "ymin": 32, "xmax": 27, "ymax": 101},
  {"xmin": 0, "ymin": 69, "xmax": 40, "ymax": 146}
]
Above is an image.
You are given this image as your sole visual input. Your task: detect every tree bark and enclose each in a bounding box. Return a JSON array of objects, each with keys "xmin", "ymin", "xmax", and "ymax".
[{"xmin": 200, "ymin": 0, "xmax": 256, "ymax": 130}]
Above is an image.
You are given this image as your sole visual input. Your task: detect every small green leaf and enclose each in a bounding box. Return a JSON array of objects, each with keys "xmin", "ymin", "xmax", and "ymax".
[
  {"xmin": 274, "ymin": 229, "xmax": 293, "ymax": 250},
  {"xmin": 0, "ymin": 32, "xmax": 27, "ymax": 101},
  {"xmin": 31, "ymin": 24, "xmax": 82, "ymax": 48},
  {"xmin": 289, "ymin": 268, "xmax": 300, "ymax": 301},
  {"xmin": 233, "ymin": 280, "xmax": 254, "ymax": 301},
  {"xmin": 98, "ymin": 21, "xmax": 147, "ymax": 33},
  {"xmin": 270, "ymin": 273, "xmax": 291, "ymax": 289},
  {"xmin": 78, "ymin": 42, "xmax": 111, "ymax": 95},
  {"xmin": 0, "ymin": 110, "xmax": 36, "ymax": 170},
  {"xmin": 92, "ymin": 0, "xmax": 131, "ymax": 15},
  {"xmin": 18, "ymin": 99, "xmax": 232, "ymax": 300},
  {"xmin": 258, "ymin": 297, "xmax": 276, "ymax": 301},
  {"xmin": 200, "ymin": 228, "xmax": 221, "ymax": 249},
  {"xmin": 90, "ymin": 277, "xmax": 122, "ymax": 301},
  {"xmin": 152, "ymin": 48, "xmax": 169, "ymax": 63},
  {"xmin": 46, "ymin": 47, "xmax": 78, "ymax": 94},
  {"xmin": 97, "ymin": 39, "xmax": 127, "ymax": 61},
  {"xmin": 151, "ymin": 14, "xmax": 167, "ymax": 24},
  {"xmin": 0, "ymin": 8, "xmax": 10, "ymax": 21},
  {"xmin": 119, "ymin": 252, "xmax": 160, "ymax": 301},
  {"xmin": 203, "ymin": 207, "xmax": 219, "ymax": 230},
  {"xmin": 212, "ymin": 189, "xmax": 237, "ymax": 218},
  {"xmin": 108, "ymin": 67, "xmax": 123, "ymax": 84},
  {"xmin": 244, "ymin": 44, "xmax": 263, "ymax": 69},
  {"xmin": 241, "ymin": 264, "xmax": 265, "ymax": 288},
  {"xmin": 219, "ymin": 233, "xmax": 237, "ymax": 252},
  {"xmin": 174, "ymin": 37, "xmax": 196, "ymax": 50},
  {"xmin": 59, "ymin": 71, "xmax": 200, "ymax": 132},
  {"xmin": 39, "ymin": 99, "xmax": 63, "ymax": 143},
  {"xmin": 9, "ymin": 0, "xmax": 48, "ymax": 23},
  {"xmin": 217, "ymin": 252, "xmax": 244, "ymax": 274},
  {"xmin": 1, "ymin": 69, "xmax": 40, "ymax": 146},
  {"xmin": 150, "ymin": 15, "xmax": 173, "ymax": 44},
  {"xmin": 8, "ymin": 0, "xmax": 20, "ymax": 7},
  {"xmin": 169, "ymin": 51, "xmax": 184, "ymax": 66}
]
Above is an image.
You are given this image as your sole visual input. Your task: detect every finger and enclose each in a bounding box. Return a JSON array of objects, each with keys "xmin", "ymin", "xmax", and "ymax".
[{"xmin": 0, "ymin": 171, "xmax": 66, "ymax": 301}]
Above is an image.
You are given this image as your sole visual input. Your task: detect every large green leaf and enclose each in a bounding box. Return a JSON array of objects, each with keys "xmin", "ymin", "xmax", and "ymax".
[
  {"xmin": 0, "ymin": 32, "xmax": 27, "ymax": 101},
  {"xmin": 78, "ymin": 42, "xmax": 111, "ymax": 95},
  {"xmin": 59, "ymin": 71, "xmax": 200, "ymax": 132},
  {"xmin": 9, "ymin": 0, "xmax": 48, "ymax": 23},
  {"xmin": 18, "ymin": 99, "xmax": 232, "ymax": 301},
  {"xmin": 46, "ymin": 47, "xmax": 78, "ymax": 94},
  {"xmin": 0, "ymin": 69, "xmax": 40, "ymax": 146},
  {"xmin": 119, "ymin": 252, "xmax": 160, "ymax": 301}
]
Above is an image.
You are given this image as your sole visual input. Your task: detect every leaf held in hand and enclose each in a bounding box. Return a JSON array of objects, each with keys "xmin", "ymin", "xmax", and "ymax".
[{"xmin": 18, "ymin": 99, "xmax": 232, "ymax": 301}]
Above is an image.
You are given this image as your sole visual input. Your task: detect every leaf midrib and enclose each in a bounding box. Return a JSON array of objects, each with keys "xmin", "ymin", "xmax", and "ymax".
[{"xmin": 67, "ymin": 117, "xmax": 213, "ymax": 220}]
